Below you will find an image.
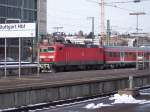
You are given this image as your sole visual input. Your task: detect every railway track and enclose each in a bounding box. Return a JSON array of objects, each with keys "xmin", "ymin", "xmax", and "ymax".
[
  {"xmin": 2, "ymin": 85, "xmax": 150, "ymax": 112},
  {"xmin": 2, "ymin": 91, "xmax": 116, "ymax": 112}
]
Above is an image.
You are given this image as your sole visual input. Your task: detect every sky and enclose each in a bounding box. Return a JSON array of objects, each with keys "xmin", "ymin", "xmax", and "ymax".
[{"xmin": 47, "ymin": 0, "xmax": 150, "ymax": 35}]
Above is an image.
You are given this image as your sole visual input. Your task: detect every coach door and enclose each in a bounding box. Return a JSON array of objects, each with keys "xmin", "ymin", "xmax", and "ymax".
[
  {"xmin": 120, "ymin": 52, "xmax": 124, "ymax": 62},
  {"xmin": 149, "ymin": 55, "xmax": 150, "ymax": 68}
]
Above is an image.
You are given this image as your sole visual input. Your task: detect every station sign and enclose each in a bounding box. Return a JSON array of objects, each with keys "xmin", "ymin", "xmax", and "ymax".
[{"xmin": 0, "ymin": 23, "xmax": 36, "ymax": 38}]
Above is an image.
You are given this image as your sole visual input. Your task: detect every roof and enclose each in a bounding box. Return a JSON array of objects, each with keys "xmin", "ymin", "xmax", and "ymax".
[{"xmin": 104, "ymin": 46, "xmax": 150, "ymax": 52}]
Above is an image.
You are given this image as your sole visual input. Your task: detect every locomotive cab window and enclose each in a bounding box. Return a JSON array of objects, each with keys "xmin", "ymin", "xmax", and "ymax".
[
  {"xmin": 48, "ymin": 47, "xmax": 55, "ymax": 52},
  {"xmin": 40, "ymin": 48, "xmax": 47, "ymax": 52}
]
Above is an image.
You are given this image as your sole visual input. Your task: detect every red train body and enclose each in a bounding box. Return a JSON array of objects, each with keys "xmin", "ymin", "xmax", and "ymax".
[{"xmin": 39, "ymin": 43, "xmax": 150, "ymax": 72}]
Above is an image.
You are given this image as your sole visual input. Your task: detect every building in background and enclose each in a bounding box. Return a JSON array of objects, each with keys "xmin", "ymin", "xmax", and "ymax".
[{"xmin": 0, "ymin": 0, "xmax": 47, "ymax": 62}]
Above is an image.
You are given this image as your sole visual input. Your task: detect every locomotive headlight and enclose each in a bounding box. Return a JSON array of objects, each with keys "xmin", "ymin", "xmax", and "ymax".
[
  {"xmin": 48, "ymin": 56, "xmax": 54, "ymax": 58},
  {"xmin": 40, "ymin": 56, "xmax": 46, "ymax": 58}
]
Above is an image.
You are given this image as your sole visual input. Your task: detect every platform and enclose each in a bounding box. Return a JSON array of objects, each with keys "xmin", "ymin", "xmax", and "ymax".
[
  {"xmin": 0, "ymin": 69, "xmax": 149, "ymax": 109},
  {"xmin": 0, "ymin": 68, "xmax": 149, "ymax": 90}
]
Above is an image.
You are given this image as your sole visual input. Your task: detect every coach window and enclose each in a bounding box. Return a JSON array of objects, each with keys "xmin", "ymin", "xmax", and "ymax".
[
  {"xmin": 129, "ymin": 52, "xmax": 134, "ymax": 58},
  {"xmin": 125, "ymin": 52, "xmax": 128, "ymax": 57},
  {"xmin": 115, "ymin": 52, "xmax": 119, "ymax": 57},
  {"xmin": 105, "ymin": 52, "xmax": 109, "ymax": 56},
  {"xmin": 133, "ymin": 53, "xmax": 136, "ymax": 58},
  {"xmin": 112, "ymin": 52, "xmax": 116, "ymax": 57},
  {"xmin": 146, "ymin": 53, "xmax": 150, "ymax": 57},
  {"xmin": 109, "ymin": 52, "xmax": 113, "ymax": 57},
  {"xmin": 113, "ymin": 52, "xmax": 118, "ymax": 57}
]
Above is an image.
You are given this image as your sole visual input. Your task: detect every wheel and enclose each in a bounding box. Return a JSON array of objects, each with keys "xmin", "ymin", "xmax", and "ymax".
[
  {"xmin": 51, "ymin": 68, "xmax": 57, "ymax": 73},
  {"xmin": 99, "ymin": 65, "xmax": 104, "ymax": 70},
  {"xmin": 110, "ymin": 65, "xmax": 115, "ymax": 69}
]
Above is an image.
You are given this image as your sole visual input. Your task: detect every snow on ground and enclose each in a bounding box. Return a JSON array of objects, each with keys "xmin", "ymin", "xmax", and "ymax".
[
  {"xmin": 85, "ymin": 94, "xmax": 150, "ymax": 110},
  {"xmin": 85, "ymin": 103, "xmax": 111, "ymax": 109},
  {"xmin": 109, "ymin": 94, "xmax": 146, "ymax": 104}
]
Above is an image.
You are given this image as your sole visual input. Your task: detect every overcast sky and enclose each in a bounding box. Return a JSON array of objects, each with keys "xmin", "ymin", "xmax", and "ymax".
[{"xmin": 47, "ymin": 0, "xmax": 150, "ymax": 35}]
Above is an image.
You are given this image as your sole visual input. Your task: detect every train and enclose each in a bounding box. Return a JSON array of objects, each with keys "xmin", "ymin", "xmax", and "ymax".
[{"xmin": 39, "ymin": 43, "xmax": 150, "ymax": 72}]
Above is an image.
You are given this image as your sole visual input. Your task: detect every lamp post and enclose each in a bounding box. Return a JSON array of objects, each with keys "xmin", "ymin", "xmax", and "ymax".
[
  {"xmin": 129, "ymin": 12, "xmax": 146, "ymax": 46},
  {"xmin": 37, "ymin": 0, "xmax": 40, "ymax": 76},
  {"xmin": 53, "ymin": 27, "xmax": 63, "ymax": 32},
  {"xmin": 129, "ymin": 12, "xmax": 146, "ymax": 69},
  {"xmin": 87, "ymin": 17, "xmax": 95, "ymax": 43},
  {"xmin": 106, "ymin": 20, "xmax": 110, "ymax": 46},
  {"xmin": 5, "ymin": 19, "xmax": 21, "ymax": 78}
]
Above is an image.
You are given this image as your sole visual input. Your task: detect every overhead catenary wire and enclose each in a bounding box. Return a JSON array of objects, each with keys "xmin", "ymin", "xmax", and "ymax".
[
  {"xmin": 105, "ymin": 4, "xmax": 138, "ymax": 13},
  {"xmin": 48, "ymin": 0, "xmax": 150, "ymax": 22},
  {"xmin": 47, "ymin": 0, "xmax": 150, "ymax": 34},
  {"xmin": 86, "ymin": 0, "xmax": 150, "ymax": 4},
  {"xmin": 86, "ymin": 0, "xmax": 149, "ymax": 13},
  {"xmin": 107, "ymin": 0, "xmax": 150, "ymax": 4},
  {"xmin": 86, "ymin": 0, "xmax": 150, "ymax": 14}
]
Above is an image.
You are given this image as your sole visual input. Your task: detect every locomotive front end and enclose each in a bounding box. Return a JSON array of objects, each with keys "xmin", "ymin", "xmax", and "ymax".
[{"xmin": 39, "ymin": 45, "xmax": 55, "ymax": 72}]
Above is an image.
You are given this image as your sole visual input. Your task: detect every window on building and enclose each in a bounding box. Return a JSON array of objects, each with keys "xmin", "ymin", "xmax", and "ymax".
[
  {"xmin": 0, "ymin": 6, "xmax": 6, "ymax": 17},
  {"xmin": 23, "ymin": 0, "xmax": 36, "ymax": 9},
  {"xmin": 0, "ymin": 18, "xmax": 5, "ymax": 23},
  {"xmin": 0, "ymin": 0, "xmax": 22, "ymax": 7}
]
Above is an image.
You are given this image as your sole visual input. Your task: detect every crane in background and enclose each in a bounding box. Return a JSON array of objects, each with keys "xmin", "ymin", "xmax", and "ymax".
[
  {"xmin": 99, "ymin": 0, "xmax": 145, "ymax": 45},
  {"xmin": 87, "ymin": 0, "xmax": 147, "ymax": 45}
]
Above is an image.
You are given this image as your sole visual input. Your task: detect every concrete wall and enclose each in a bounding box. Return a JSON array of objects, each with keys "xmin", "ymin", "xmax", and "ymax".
[{"xmin": 0, "ymin": 75, "xmax": 150, "ymax": 109}]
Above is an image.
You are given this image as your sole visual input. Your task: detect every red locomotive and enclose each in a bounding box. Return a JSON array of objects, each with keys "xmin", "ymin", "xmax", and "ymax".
[{"xmin": 39, "ymin": 43, "xmax": 150, "ymax": 72}]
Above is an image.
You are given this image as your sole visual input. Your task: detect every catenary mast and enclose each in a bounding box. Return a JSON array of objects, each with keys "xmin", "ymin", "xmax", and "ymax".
[{"xmin": 100, "ymin": 0, "xmax": 105, "ymax": 45}]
